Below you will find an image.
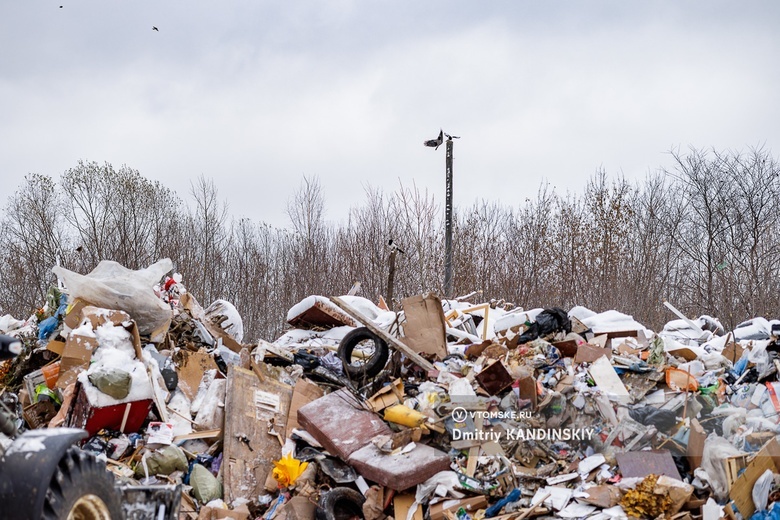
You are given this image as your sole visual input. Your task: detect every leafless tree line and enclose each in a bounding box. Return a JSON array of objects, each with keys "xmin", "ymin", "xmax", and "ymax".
[{"xmin": 2, "ymin": 147, "xmax": 779, "ymax": 342}]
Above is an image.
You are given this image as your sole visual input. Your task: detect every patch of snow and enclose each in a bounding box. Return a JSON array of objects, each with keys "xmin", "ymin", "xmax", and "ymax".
[
  {"xmin": 734, "ymin": 317, "xmax": 771, "ymax": 341},
  {"xmin": 71, "ymin": 322, "xmax": 96, "ymax": 338},
  {"xmin": 205, "ymin": 299, "xmax": 244, "ymax": 342},
  {"xmin": 286, "ymin": 296, "xmax": 333, "ymax": 322},
  {"xmin": 94, "ymin": 323, "xmax": 135, "ymax": 357},
  {"xmin": 78, "ymin": 344, "xmax": 153, "ymax": 407},
  {"xmin": 167, "ymin": 390, "xmax": 193, "ymax": 438},
  {"xmin": 0, "ymin": 314, "xmax": 25, "ymax": 333},
  {"xmin": 576, "ymin": 309, "xmax": 650, "ymax": 335},
  {"xmin": 5, "ymin": 436, "xmax": 47, "ymax": 455},
  {"xmin": 568, "ymin": 306, "xmax": 597, "ymax": 321}
]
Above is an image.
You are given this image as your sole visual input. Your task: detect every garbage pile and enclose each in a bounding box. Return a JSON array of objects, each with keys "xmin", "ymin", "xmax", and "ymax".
[{"xmin": 4, "ymin": 260, "xmax": 780, "ymax": 519}]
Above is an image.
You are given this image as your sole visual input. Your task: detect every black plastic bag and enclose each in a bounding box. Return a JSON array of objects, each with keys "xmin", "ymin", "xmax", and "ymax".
[
  {"xmin": 518, "ymin": 307, "xmax": 571, "ymax": 344},
  {"xmin": 628, "ymin": 406, "xmax": 678, "ymax": 432}
]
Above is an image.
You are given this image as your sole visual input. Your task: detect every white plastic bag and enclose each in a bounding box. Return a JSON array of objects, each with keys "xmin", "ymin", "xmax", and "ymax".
[
  {"xmin": 700, "ymin": 435, "xmax": 745, "ymax": 500},
  {"xmin": 52, "ymin": 259, "xmax": 173, "ymax": 341},
  {"xmin": 753, "ymin": 469, "xmax": 774, "ymax": 512}
]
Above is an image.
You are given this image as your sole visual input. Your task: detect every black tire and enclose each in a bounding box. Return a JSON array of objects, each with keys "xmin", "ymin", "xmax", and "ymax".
[
  {"xmin": 338, "ymin": 327, "xmax": 390, "ymax": 379},
  {"xmin": 316, "ymin": 487, "xmax": 366, "ymax": 520},
  {"xmin": 42, "ymin": 446, "xmax": 123, "ymax": 520}
]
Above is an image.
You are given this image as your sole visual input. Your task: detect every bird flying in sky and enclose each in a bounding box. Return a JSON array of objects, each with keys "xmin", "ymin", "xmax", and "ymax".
[
  {"xmin": 152, "ymin": 26, "xmax": 159, "ymax": 31},
  {"xmin": 423, "ymin": 129, "xmax": 444, "ymax": 150}
]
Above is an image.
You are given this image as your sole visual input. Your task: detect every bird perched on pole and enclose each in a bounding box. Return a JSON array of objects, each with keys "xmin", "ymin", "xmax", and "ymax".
[
  {"xmin": 387, "ymin": 239, "xmax": 406, "ymax": 255},
  {"xmin": 423, "ymin": 129, "xmax": 444, "ymax": 150},
  {"xmin": 444, "ymin": 132, "xmax": 460, "ymax": 141}
]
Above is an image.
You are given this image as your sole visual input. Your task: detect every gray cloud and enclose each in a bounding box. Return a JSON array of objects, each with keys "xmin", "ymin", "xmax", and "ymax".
[{"xmin": 1, "ymin": 1, "xmax": 779, "ymax": 227}]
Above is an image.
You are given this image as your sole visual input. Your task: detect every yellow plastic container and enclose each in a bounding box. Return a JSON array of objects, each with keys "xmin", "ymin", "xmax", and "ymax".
[{"xmin": 383, "ymin": 404, "xmax": 426, "ymax": 428}]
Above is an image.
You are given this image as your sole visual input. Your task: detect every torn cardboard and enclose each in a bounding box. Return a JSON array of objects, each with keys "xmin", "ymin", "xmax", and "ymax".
[
  {"xmin": 366, "ymin": 379, "xmax": 404, "ymax": 412},
  {"xmin": 401, "ymin": 294, "xmax": 447, "ymax": 359}
]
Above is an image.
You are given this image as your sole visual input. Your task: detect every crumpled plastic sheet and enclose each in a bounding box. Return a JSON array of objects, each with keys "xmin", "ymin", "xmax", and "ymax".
[
  {"xmin": 52, "ymin": 258, "xmax": 173, "ymax": 341},
  {"xmin": 700, "ymin": 436, "xmax": 746, "ymax": 501}
]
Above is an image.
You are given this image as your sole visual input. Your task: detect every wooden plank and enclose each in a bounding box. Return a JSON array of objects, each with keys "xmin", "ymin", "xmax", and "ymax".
[
  {"xmin": 329, "ymin": 296, "xmax": 436, "ymax": 372},
  {"xmin": 465, "ymin": 415, "xmax": 484, "ymax": 477},
  {"xmin": 730, "ymin": 440, "xmax": 780, "ymax": 518},
  {"xmin": 173, "ymin": 429, "xmax": 221, "ymax": 442},
  {"xmin": 223, "ymin": 365, "xmax": 292, "ymax": 504}
]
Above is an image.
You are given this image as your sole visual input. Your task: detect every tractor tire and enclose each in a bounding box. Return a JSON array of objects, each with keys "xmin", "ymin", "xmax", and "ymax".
[
  {"xmin": 338, "ymin": 327, "xmax": 390, "ymax": 380},
  {"xmin": 42, "ymin": 446, "xmax": 123, "ymax": 520},
  {"xmin": 316, "ymin": 487, "xmax": 366, "ymax": 520}
]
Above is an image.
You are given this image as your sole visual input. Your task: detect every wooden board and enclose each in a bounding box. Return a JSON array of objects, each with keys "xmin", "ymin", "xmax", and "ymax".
[
  {"xmin": 729, "ymin": 439, "xmax": 780, "ymax": 518},
  {"xmin": 223, "ymin": 365, "xmax": 292, "ymax": 504},
  {"xmin": 329, "ymin": 296, "xmax": 435, "ymax": 372}
]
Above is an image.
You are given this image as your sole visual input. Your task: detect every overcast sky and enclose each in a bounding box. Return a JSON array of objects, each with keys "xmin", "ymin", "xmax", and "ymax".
[{"xmin": 1, "ymin": 1, "xmax": 779, "ymax": 228}]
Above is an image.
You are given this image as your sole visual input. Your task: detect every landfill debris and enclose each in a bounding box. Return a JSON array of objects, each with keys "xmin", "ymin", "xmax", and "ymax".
[{"xmin": 8, "ymin": 260, "xmax": 780, "ymax": 519}]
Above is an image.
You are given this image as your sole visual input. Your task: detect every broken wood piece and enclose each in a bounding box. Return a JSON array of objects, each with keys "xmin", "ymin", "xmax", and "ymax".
[
  {"xmin": 465, "ymin": 414, "xmax": 484, "ymax": 477},
  {"xmin": 173, "ymin": 429, "xmax": 222, "ymax": 442},
  {"xmin": 175, "ymin": 350, "xmax": 218, "ymax": 401},
  {"xmin": 223, "ymin": 365, "xmax": 292, "ymax": 504},
  {"xmin": 287, "ymin": 296, "xmax": 357, "ymax": 329},
  {"xmin": 167, "ymin": 406, "xmax": 197, "ymax": 425}
]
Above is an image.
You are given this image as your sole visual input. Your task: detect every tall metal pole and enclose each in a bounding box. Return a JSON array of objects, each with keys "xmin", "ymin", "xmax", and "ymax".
[{"xmin": 444, "ymin": 139, "xmax": 454, "ymax": 297}]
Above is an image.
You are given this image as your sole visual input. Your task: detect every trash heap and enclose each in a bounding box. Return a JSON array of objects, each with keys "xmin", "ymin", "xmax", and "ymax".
[{"xmin": 4, "ymin": 260, "xmax": 780, "ymax": 520}]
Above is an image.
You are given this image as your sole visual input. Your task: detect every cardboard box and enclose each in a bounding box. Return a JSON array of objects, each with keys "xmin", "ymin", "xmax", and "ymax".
[
  {"xmin": 366, "ymin": 378, "xmax": 404, "ymax": 412},
  {"xmin": 63, "ymin": 297, "xmax": 93, "ymax": 329},
  {"xmin": 574, "ymin": 343, "xmax": 612, "ymax": 364},
  {"xmin": 285, "ymin": 377, "xmax": 325, "ymax": 437},
  {"xmin": 46, "ymin": 339, "xmax": 66, "ymax": 356},
  {"xmin": 401, "ymin": 294, "xmax": 447, "ymax": 359},
  {"xmin": 81, "ymin": 306, "xmax": 143, "ymax": 359},
  {"xmin": 394, "ymin": 494, "xmax": 422, "ymax": 520},
  {"xmin": 56, "ymin": 332, "xmax": 98, "ymax": 389}
]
